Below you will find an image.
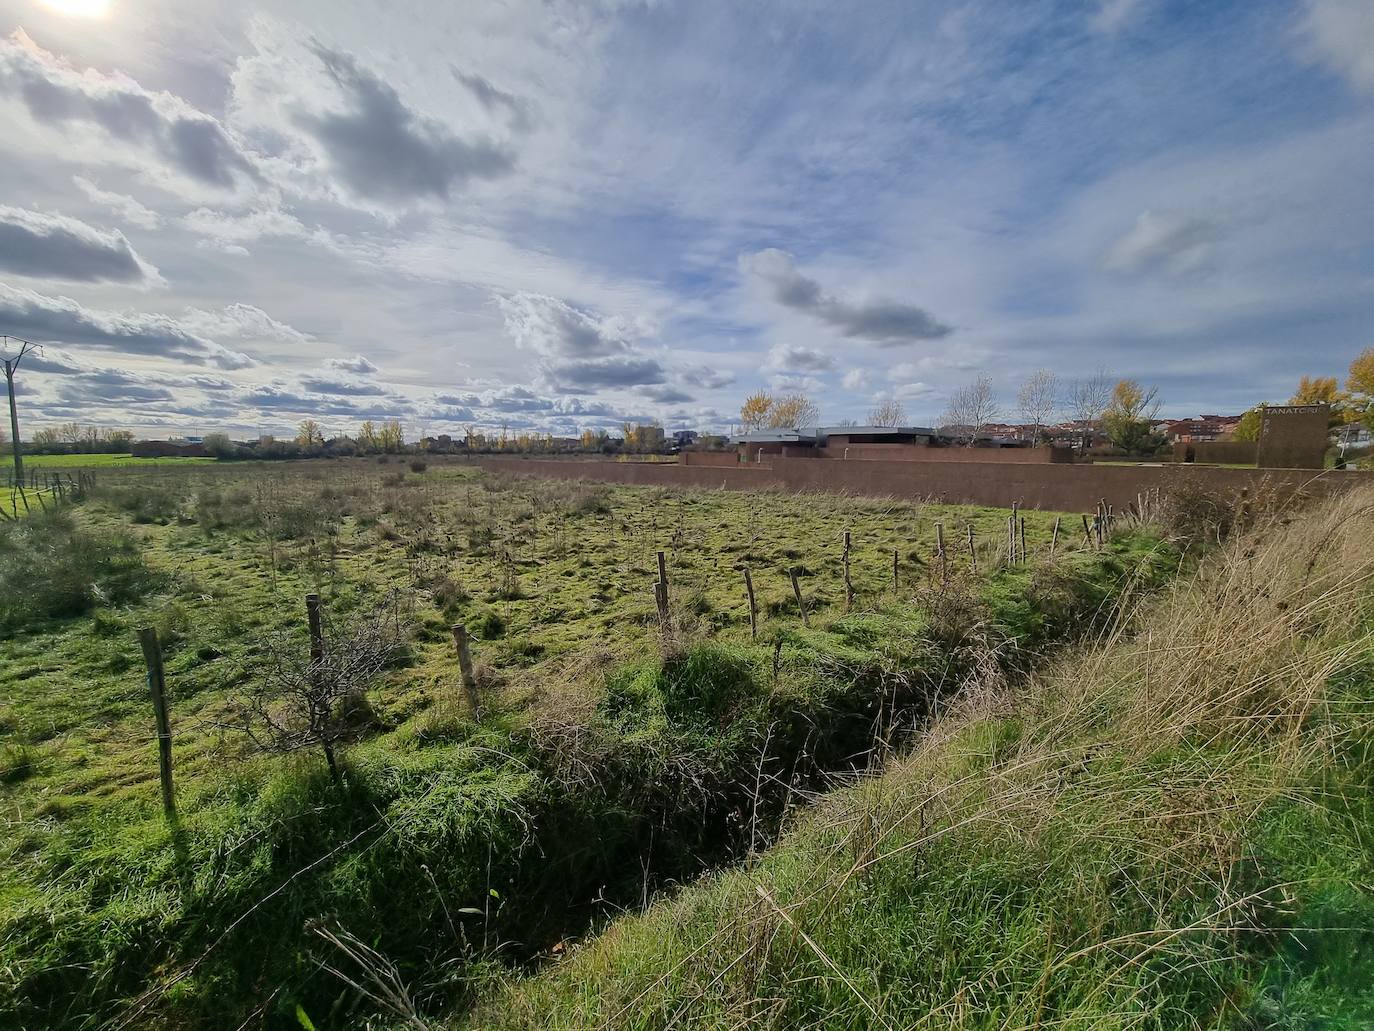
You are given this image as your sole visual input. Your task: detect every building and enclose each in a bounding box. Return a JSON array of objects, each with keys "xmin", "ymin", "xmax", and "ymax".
[
  {"xmin": 1163, "ymin": 415, "xmax": 1243, "ymax": 443},
  {"xmin": 726, "ymin": 425, "xmax": 1072, "ymax": 465}
]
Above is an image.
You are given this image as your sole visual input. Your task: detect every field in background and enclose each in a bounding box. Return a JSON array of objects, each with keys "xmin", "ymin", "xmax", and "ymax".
[
  {"xmin": 11, "ymin": 452, "xmax": 217, "ymax": 469},
  {"xmin": 0, "ymin": 459, "xmax": 1179, "ymax": 1029}
]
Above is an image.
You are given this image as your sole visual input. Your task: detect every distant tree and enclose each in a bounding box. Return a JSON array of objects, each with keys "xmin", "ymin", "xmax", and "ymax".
[
  {"xmin": 1289, "ymin": 375, "xmax": 1340, "ymax": 406},
  {"xmin": 939, "ymin": 375, "xmax": 999, "ymax": 445},
  {"xmin": 1345, "ymin": 348, "xmax": 1374, "ymax": 431},
  {"xmin": 203, "ymin": 432, "xmax": 236, "ymax": 458},
  {"xmin": 296, "ymin": 419, "xmax": 325, "ymax": 447},
  {"xmin": 739, "ymin": 392, "xmax": 774, "ymax": 432},
  {"xmin": 357, "ymin": 421, "xmax": 378, "ymax": 452},
  {"xmin": 1017, "ymin": 369, "xmax": 1059, "ymax": 445},
  {"xmin": 867, "ymin": 397, "xmax": 906, "ymax": 427},
  {"xmin": 1233, "ymin": 406, "xmax": 1265, "ymax": 443},
  {"xmin": 1064, "ymin": 368, "xmax": 1113, "ymax": 449},
  {"xmin": 1103, "ymin": 379, "xmax": 1163, "ymax": 453},
  {"xmin": 377, "ymin": 420, "xmax": 405, "ymax": 453},
  {"xmin": 105, "ymin": 429, "xmax": 134, "ymax": 447},
  {"xmin": 31, "ymin": 427, "xmax": 62, "ymax": 446},
  {"xmin": 766, "ymin": 394, "xmax": 818, "ymax": 429}
]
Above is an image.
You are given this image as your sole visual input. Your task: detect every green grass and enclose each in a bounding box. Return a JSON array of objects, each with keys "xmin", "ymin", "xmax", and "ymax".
[
  {"xmin": 14, "ymin": 452, "xmax": 217, "ymax": 469},
  {"xmin": 0, "ymin": 460, "xmax": 1180, "ymax": 1029},
  {"xmin": 458, "ymin": 486, "xmax": 1374, "ymax": 1031}
]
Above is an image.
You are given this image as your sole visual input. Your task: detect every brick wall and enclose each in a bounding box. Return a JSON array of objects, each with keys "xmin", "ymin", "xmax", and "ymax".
[{"xmin": 467, "ymin": 455, "xmax": 1368, "ymax": 512}]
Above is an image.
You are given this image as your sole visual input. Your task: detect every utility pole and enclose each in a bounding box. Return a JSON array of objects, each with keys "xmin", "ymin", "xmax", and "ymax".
[{"xmin": 2, "ymin": 337, "xmax": 39, "ymax": 484}]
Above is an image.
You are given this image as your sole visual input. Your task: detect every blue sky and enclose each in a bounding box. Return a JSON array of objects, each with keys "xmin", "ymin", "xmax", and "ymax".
[{"xmin": 0, "ymin": 0, "xmax": 1370, "ymax": 437}]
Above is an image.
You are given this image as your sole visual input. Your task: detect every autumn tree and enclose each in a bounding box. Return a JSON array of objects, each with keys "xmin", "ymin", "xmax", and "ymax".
[
  {"xmin": 357, "ymin": 421, "xmax": 378, "ymax": 452},
  {"xmin": 867, "ymin": 397, "xmax": 906, "ymax": 427},
  {"xmin": 739, "ymin": 392, "xmax": 773, "ymax": 432},
  {"xmin": 1102, "ymin": 379, "xmax": 1163, "ymax": 453},
  {"xmin": 766, "ymin": 394, "xmax": 818, "ymax": 429},
  {"xmin": 1345, "ymin": 347, "xmax": 1374, "ymax": 430},
  {"xmin": 296, "ymin": 419, "xmax": 325, "ymax": 447},
  {"xmin": 1017, "ymin": 369, "xmax": 1059, "ymax": 445},
  {"xmin": 1233, "ymin": 405, "xmax": 1265, "ymax": 442},
  {"xmin": 939, "ymin": 375, "xmax": 999, "ymax": 445},
  {"xmin": 1289, "ymin": 376, "xmax": 1340, "ymax": 407},
  {"xmin": 377, "ymin": 420, "xmax": 405, "ymax": 453}
]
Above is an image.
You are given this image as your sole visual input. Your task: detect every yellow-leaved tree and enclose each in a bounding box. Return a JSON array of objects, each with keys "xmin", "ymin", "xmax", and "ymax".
[
  {"xmin": 739, "ymin": 392, "xmax": 773, "ymax": 432},
  {"xmin": 766, "ymin": 393, "xmax": 818, "ymax": 429},
  {"xmin": 1347, "ymin": 348, "xmax": 1374, "ymax": 430}
]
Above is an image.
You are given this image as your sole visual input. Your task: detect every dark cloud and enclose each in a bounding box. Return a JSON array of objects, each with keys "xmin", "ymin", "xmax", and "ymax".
[
  {"xmin": 0, "ymin": 283, "xmax": 254, "ymax": 369},
  {"xmin": 681, "ymin": 365, "xmax": 735, "ymax": 390},
  {"xmin": 238, "ymin": 382, "xmax": 414, "ymax": 420},
  {"xmin": 644, "ymin": 385, "xmax": 694, "ymax": 404},
  {"xmin": 453, "ymin": 67, "xmax": 532, "ymax": 132},
  {"xmin": 545, "ymin": 355, "xmax": 666, "ymax": 392},
  {"xmin": 0, "ymin": 206, "xmax": 159, "ymax": 284},
  {"xmin": 0, "ymin": 30, "xmax": 257, "ymax": 190},
  {"xmin": 741, "ymin": 248, "xmax": 953, "ymax": 345},
  {"xmin": 765, "ymin": 342, "xmax": 836, "ymax": 372},
  {"xmin": 298, "ymin": 375, "xmax": 385, "ymax": 396},
  {"xmin": 299, "ymin": 45, "xmax": 515, "ymax": 204},
  {"xmin": 326, "ymin": 354, "xmax": 379, "ymax": 374}
]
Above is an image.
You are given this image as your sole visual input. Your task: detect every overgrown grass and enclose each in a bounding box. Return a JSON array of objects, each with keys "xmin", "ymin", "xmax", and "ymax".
[
  {"xmin": 0, "ymin": 462, "xmax": 1182, "ymax": 1029},
  {"xmin": 459, "ymin": 486, "xmax": 1374, "ymax": 1031},
  {"xmin": 0, "ymin": 509, "xmax": 165, "ymax": 632}
]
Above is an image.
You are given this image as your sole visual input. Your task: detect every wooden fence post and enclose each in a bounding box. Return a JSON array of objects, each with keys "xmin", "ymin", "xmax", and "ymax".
[
  {"xmin": 450, "ymin": 623, "xmax": 481, "ymax": 716},
  {"xmin": 842, "ymin": 530, "xmax": 853, "ymax": 612},
  {"xmin": 1019, "ymin": 517, "xmax": 1028, "ymax": 563},
  {"xmin": 1081, "ymin": 513, "xmax": 1092, "ymax": 545},
  {"xmin": 790, "ymin": 568, "xmax": 809, "ymax": 627},
  {"xmin": 892, "ymin": 548, "xmax": 899, "ymax": 593},
  {"xmin": 967, "ymin": 525, "xmax": 976, "ymax": 573},
  {"xmin": 1050, "ymin": 516, "xmax": 1061, "ymax": 556},
  {"xmin": 935, "ymin": 522, "xmax": 947, "ymax": 584},
  {"xmin": 743, "ymin": 568, "xmax": 758, "ymax": 638},
  {"xmin": 305, "ymin": 593, "xmax": 325, "ymax": 667},
  {"xmin": 137, "ymin": 628, "xmax": 177, "ymax": 824}
]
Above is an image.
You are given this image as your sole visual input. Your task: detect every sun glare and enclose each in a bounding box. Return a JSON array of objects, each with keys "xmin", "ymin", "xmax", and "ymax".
[{"xmin": 39, "ymin": 0, "xmax": 110, "ymax": 17}]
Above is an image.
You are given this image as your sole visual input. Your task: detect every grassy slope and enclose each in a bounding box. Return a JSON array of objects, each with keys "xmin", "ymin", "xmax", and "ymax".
[
  {"xmin": 0, "ymin": 463, "xmax": 1173, "ymax": 1029},
  {"xmin": 462, "ymin": 486, "xmax": 1374, "ymax": 1031}
]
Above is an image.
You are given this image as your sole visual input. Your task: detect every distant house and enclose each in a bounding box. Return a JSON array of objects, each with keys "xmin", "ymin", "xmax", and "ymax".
[{"xmin": 1164, "ymin": 415, "xmax": 1242, "ymax": 443}]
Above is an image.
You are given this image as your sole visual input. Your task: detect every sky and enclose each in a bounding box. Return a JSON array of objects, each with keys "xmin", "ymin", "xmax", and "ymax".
[{"xmin": 0, "ymin": 0, "xmax": 1371, "ymax": 439}]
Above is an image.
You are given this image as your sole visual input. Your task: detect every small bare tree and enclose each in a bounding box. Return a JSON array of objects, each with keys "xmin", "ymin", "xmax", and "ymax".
[
  {"xmin": 1065, "ymin": 368, "xmax": 1113, "ymax": 449},
  {"xmin": 938, "ymin": 375, "xmax": 1000, "ymax": 445},
  {"xmin": 867, "ymin": 397, "xmax": 907, "ymax": 427},
  {"xmin": 1017, "ymin": 369, "xmax": 1059, "ymax": 445},
  {"xmin": 230, "ymin": 604, "xmax": 401, "ymax": 787}
]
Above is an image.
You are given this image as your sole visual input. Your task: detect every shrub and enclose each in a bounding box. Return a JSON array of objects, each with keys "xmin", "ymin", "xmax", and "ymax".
[
  {"xmin": 97, "ymin": 483, "xmax": 183, "ymax": 523},
  {"xmin": 408, "ymin": 459, "xmax": 428, "ymax": 473},
  {"xmin": 0, "ymin": 512, "xmax": 165, "ymax": 631}
]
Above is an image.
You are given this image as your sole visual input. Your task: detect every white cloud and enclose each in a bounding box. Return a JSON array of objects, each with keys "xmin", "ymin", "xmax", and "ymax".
[
  {"xmin": 72, "ymin": 177, "xmax": 161, "ymax": 229},
  {"xmin": 1090, "ymin": 0, "xmax": 1147, "ymax": 35},
  {"xmin": 1301, "ymin": 0, "xmax": 1374, "ymax": 91}
]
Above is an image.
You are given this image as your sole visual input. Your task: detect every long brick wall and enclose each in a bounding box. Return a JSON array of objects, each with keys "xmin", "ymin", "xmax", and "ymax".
[{"xmin": 465, "ymin": 455, "xmax": 1370, "ymax": 513}]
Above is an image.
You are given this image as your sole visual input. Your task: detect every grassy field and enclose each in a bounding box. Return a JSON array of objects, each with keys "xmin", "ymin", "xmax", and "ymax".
[
  {"xmin": 461, "ymin": 485, "xmax": 1374, "ymax": 1031},
  {"xmin": 0, "ymin": 459, "xmax": 1183, "ymax": 1029},
  {"xmin": 12, "ymin": 452, "xmax": 218, "ymax": 469}
]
